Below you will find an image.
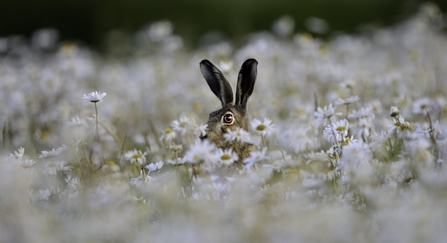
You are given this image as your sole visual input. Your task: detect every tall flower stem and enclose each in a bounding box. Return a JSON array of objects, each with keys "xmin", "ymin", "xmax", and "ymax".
[{"xmin": 94, "ymin": 102, "xmax": 100, "ymax": 142}]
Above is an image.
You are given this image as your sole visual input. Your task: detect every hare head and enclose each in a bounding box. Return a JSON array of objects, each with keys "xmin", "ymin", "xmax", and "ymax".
[{"xmin": 199, "ymin": 58, "xmax": 258, "ymax": 164}]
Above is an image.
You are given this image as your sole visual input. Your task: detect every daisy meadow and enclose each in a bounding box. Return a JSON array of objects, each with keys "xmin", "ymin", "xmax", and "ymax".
[{"xmin": 1, "ymin": 6, "xmax": 447, "ymax": 243}]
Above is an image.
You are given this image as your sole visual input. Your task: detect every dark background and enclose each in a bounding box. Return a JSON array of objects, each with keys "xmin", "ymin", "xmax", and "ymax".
[{"xmin": 1, "ymin": 0, "xmax": 446, "ymax": 49}]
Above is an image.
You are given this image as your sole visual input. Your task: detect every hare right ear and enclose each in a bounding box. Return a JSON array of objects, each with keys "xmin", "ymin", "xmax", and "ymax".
[
  {"xmin": 235, "ymin": 58, "xmax": 258, "ymax": 108},
  {"xmin": 200, "ymin": 59, "xmax": 234, "ymax": 107}
]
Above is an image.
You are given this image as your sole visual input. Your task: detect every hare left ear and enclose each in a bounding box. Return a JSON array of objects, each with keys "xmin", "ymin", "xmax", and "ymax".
[
  {"xmin": 235, "ymin": 58, "xmax": 258, "ymax": 108},
  {"xmin": 200, "ymin": 59, "xmax": 234, "ymax": 107}
]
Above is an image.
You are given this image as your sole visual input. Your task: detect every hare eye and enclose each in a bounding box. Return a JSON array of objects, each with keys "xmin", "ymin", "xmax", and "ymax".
[{"xmin": 222, "ymin": 113, "xmax": 234, "ymax": 124}]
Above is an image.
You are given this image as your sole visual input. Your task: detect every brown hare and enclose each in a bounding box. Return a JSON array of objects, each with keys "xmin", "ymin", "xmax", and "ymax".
[{"xmin": 199, "ymin": 58, "xmax": 258, "ymax": 167}]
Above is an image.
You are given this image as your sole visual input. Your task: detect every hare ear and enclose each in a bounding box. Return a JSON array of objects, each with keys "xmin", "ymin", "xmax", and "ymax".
[
  {"xmin": 200, "ymin": 59, "xmax": 234, "ymax": 107},
  {"xmin": 235, "ymin": 58, "xmax": 258, "ymax": 108}
]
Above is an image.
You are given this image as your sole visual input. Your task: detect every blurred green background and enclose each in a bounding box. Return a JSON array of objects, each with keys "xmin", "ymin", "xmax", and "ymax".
[{"xmin": 1, "ymin": 0, "xmax": 446, "ymax": 49}]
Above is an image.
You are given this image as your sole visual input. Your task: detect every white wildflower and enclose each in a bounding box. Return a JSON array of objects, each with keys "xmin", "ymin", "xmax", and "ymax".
[
  {"xmin": 167, "ymin": 157, "xmax": 186, "ymax": 165},
  {"xmin": 160, "ymin": 127, "xmax": 176, "ymax": 142},
  {"xmin": 215, "ymin": 148, "xmax": 238, "ymax": 165},
  {"xmin": 348, "ymin": 107, "xmax": 375, "ymax": 119},
  {"xmin": 243, "ymin": 147, "xmax": 267, "ymax": 169},
  {"xmin": 184, "ymin": 139, "xmax": 216, "ymax": 164},
  {"xmin": 251, "ymin": 118, "xmax": 275, "ymax": 137},
  {"xmin": 314, "ymin": 103, "xmax": 342, "ymax": 127},
  {"xmin": 171, "ymin": 116, "xmax": 195, "ymax": 135},
  {"xmin": 67, "ymin": 116, "xmax": 88, "ymax": 127},
  {"xmin": 39, "ymin": 145, "xmax": 67, "ymax": 158},
  {"xmin": 21, "ymin": 159, "xmax": 36, "ymax": 168},
  {"xmin": 43, "ymin": 161, "xmax": 72, "ymax": 175},
  {"xmin": 223, "ymin": 127, "xmax": 252, "ymax": 144},
  {"xmin": 390, "ymin": 106, "xmax": 400, "ymax": 117},
  {"xmin": 323, "ymin": 119, "xmax": 349, "ymax": 143},
  {"xmin": 12, "ymin": 147, "xmax": 25, "ymax": 160},
  {"xmin": 83, "ymin": 91, "xmax": 106, "ymax": 103},
  {"xmin": 334, "ymin": 96, "xmax": 359, "ymax": 106},
  {"xmin": 145, "ymin": 161, "xmax": 164, "ymax": 172},
  {"xmin": 412, "ymin": 97, "xmax": 432, "ymax": 114},
  {"xmin": 124, "ymin": 149, "xmax": 147, "ymax": 165}
]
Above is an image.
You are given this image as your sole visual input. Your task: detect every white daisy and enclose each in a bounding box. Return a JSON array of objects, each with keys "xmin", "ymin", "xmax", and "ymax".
[
  {"xmin": 412, "ymin": 97, "xmax": 432, "ymax": 114},
  {"xmin": 251, "ymin": 118, "xmax": 275, "ymax": 137},
  {"xmin": 215, "ymin": 148, "xmax": 238, "ymax": 165},
  {"xmin": 184, "ymin": 139, "xmax": 216, "ymax": 164},
  {"xmin": 83, "ymin": 91, "xmax": 106, "ymax": 103},
  {"xmin": 314, "ymin": 103, "xmax": 342, "ymax": 127},
  {"xmin": 223, "ymin": 128, "xmax": 252, "ymax": 144},
  {"xmin": 334, "ymin": 96, "xmax": 359, "ymax": 106},
  {"xmin": 243, "ymin": 147, "xmax": 267, "ymax": 168},
  {"xmin": 167, "ymin": 157, "xmax": 187, "ymax": 165},
  {"xmin": 171, "ymin": 116, "xmax": 195, "ymax": 135},
  {"xmin": 323, "ymin": 119, "xmax": 349, "ymax": 143},
  {"xmin": 124, "ymin": 149, "xmax": 147, "ymax": 165},
  {"xmin": 160, "ymin": 127, "xmax": 176, "ymax": 142},
  {"xmin": 145, "ymin": 161, "xmax": 164, "ymax": 172}
]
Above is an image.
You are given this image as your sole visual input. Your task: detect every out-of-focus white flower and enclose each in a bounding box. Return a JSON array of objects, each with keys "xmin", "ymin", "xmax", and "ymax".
[
  {"xmin": 65, "ymin": 176, "xmax": 81, "ymax": 190},
  {"xmin": 184, "ymin": 139, "xmax": 216, "ymax": 164},
  {"xmin": 167, "ymin": 157, "xmax": 186, "ymax": 165},
  {"xmin": 194, "ymin": 123, "xmax": 208, "ymax": 138},
  {"xmin": 305, "ymin": 17, "xmax": 329, "ymax": 34},
  {"xmin": 389, "ymin": 117, "xmax": 414, "ymax": 138},
  {"xmin": 272, "ymin": 15, "xmax": 295, "ymax": 37},
  {"xmin": 146, "ymin": 161, "xmax": 164, "ymax": 172},
  {"xmin": 21, "ymin": 159, "xmax": 36, "ymax": 168},
  {"xmin": 224, "ymin": 128, "xmax": 252, "ymax": 144},
  {"xmin": 390, "ymin": 106, "xmax": 400, "ymax": 117},
  {"xmin": 131, "ymin": 173, "xmax": 153, "ymax": 187},
  {"xmin": 348, "ymin": 107, "xmax": 375, "ymax": 119},
  {"xmin": 39, "ymin": 145, "xmax": 67, "ymax": 158},
  {"xmin": 323, "ymin": 119, "xmax": 349, "ymax": 143},
  {"xmin": 148, "ymin": 20, "xmax": 173, "ymax": 42},
  {"xmin": 83, "ymin": 91, "xmax": 107, "ymax": 103},
  {"xmin": 171, "ymin": 116, "xmax": 195, "ymax": 135},
  {"xmin": 124, "ymin": 149, "xmax": 147, "ymax": 165},
  {"xmin": 31, "ymin": 28, "xmax": 59, "ymax": 50},
  {"xmin": 11, "ymin": 147, "xmax": 25, "ymax": 161},
  {"xmin": 67, "ymin": 116, "xmax": 88, "ymax": 127},
  {"xmin": 334, "ymin": 96, "xmax": 359, "ymax": 106},
  {"xmin": 412, "ymin": 98, "xmax": 432, "ymax": 114},
  {"xmin": 101, "ymin": 161, "xmax": 120, "ymax": 173},
  {"xmin": 215, "ymin": 148, "xmax": 238, "ymax": 165},
  {"xmin": 341, "ymin": 78, "xmax": 356, "ymax": 90},
  {"xmin": 244, "ymin": 147, "xmax": 267, "ymax": 168},
  {"xmin": 34, "ymin": 189, "xmax": 52, "ymax": 201},
  {"xmin": 314, "ymin": 103, "xmax": 342, "ymax": 127},
  {"xmin": 341, "ymin": 139, "xmax": 374, "ymax": 184},
  {"xmin": 352, "ymin": 117, "xmax": 373, "ymax": 138},
  {"xmin": 43, "ymin": 161, "xmax": 72, "ymax": 175},
  {"xmin": 251, "ymin": 118, "xmax": 275, "ymax": 137},
  {"xmin": 217, "ymin": 60, "xmax": 233, "ymax": 73},
  {"xmin": 160, "ymin": 127, "xmax": 176, "ymax": 142}
]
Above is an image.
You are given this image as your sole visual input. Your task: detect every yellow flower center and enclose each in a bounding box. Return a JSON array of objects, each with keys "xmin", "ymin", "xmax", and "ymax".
[
  {"xmin": 336, "ymin": 126, "xmax": 346, "ymax": 131},
  {"xmin": 132, "ymin": 153, "xmax": 141, "ymax": 159},
  {"xmin": 164, "ymin": 128, "xmax": 173, "ymax": 134},
  {"xmin": 256, "ymin": 124, "xmax": 266, "ymax": 131},
  {"xmin": 106, "ymin": 160, "xmax": 117, "ymax": 166},
  {"xmin": 221, "ymin": 154, "xmax": 231, "ymax": 160},
  {"xmin": 180, "ymin": 122, "xmax": 188, "ymax": 128}
]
